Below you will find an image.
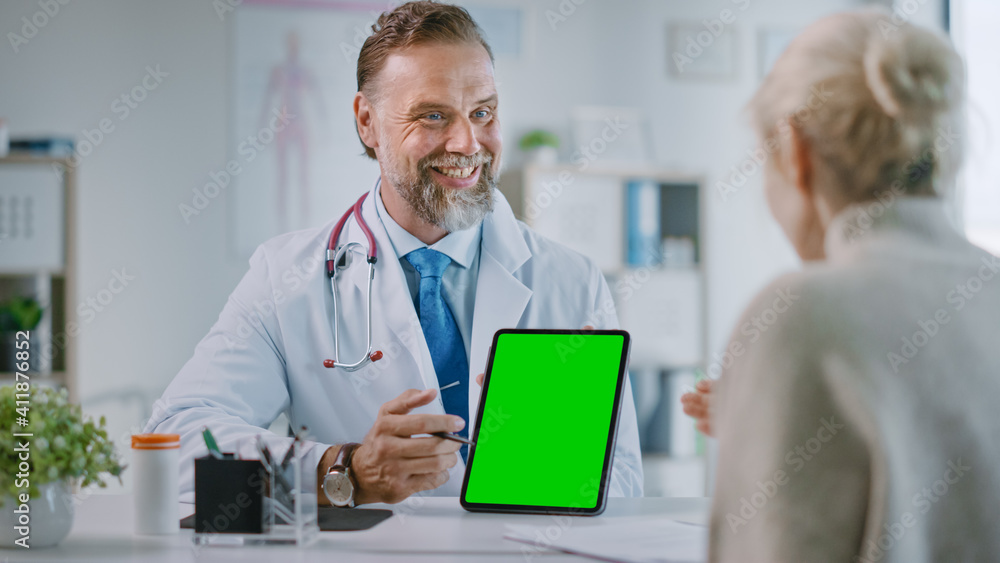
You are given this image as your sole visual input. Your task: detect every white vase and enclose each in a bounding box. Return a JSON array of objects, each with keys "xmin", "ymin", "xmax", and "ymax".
[
  {"xmin": 0, "ymin": 480, "xmax": 75, "ymax": 548},
  {"xmin": 528, "ymin": 146, "xmax": 558, "ymax": 166}
]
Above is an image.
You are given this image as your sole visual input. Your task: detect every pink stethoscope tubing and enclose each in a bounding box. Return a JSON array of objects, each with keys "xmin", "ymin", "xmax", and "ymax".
[{"xmin": 322, "ymin": 192, "xmax": 383, "ymax": 371}]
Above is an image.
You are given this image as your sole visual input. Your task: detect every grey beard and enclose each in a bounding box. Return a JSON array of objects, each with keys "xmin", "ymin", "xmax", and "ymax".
[{"xmin": 389, "ymin": 156, "xmax": 497, "ymax": 232}]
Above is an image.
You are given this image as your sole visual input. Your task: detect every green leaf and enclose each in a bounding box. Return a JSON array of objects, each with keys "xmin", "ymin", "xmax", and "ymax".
[
  {"xmin": 0, "ymin": 386, "xmax": 126, "ymax": 498},
  {"xmin": 0, "ymin": 296, "xmax": 44, "ymax": 331}
]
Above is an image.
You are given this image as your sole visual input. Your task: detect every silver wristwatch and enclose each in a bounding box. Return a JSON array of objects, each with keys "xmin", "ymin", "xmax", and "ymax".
[{"xmin": 322, "ymin": 443, "xmax": 361, "ymax": 507}]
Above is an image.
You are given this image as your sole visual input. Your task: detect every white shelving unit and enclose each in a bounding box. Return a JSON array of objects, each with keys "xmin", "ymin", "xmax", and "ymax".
[
  {"xmin": 504, "ymin": 163, "xmax": 708, "ymax": 496},
  {"xmin": 0, "ymin": 154, "xmax": 78, "ymax": 401}
]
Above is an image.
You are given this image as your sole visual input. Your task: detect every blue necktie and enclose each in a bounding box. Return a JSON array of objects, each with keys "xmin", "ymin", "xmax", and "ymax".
[{"xmin": 404, "ymin": 248, "xmax": 470, "ymax": 462}]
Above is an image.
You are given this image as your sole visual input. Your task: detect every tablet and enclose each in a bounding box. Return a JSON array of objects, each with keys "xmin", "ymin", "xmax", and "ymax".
[{"xmin": 460, "ymin": 329, "xmax": 631, "ymax": 516}]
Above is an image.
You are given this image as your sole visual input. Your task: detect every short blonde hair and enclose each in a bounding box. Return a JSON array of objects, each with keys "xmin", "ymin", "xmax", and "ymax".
[{"xmin": 750, "ymin": 9, "xmax": 965, "ymax": 205}]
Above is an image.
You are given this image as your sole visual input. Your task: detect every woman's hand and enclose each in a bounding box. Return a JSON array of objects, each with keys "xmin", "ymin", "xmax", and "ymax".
[{"xmin": 681, "ymin": 379, "xmax": 715, "ymax": 437}]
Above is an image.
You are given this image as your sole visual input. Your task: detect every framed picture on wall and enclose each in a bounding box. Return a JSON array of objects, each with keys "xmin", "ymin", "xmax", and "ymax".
[
  {"xmin": 667, "ymin": 21, "xmax": 738, "ymax": 80},
  {"xmin": 464, "ymin": 6, "xmax": 526, "ymax": 59},
  {"xmin": 228, "ymin": 1, "xmax": 382, "ymax": 258}
]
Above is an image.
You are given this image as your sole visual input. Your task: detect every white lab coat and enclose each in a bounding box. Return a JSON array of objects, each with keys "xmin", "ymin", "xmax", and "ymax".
[{"xmin": 146, "ymin": 182, "xmax": 644, "ymax": 501}]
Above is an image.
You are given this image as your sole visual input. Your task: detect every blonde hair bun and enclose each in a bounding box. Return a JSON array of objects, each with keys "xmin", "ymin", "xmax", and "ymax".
[
  {"xmin": 749, "ymin": 9, "xmax": 965, "ymax": 202},
  {"xmin": 863, "ymin": 25, "xmax": 959, "ymax": 121}
]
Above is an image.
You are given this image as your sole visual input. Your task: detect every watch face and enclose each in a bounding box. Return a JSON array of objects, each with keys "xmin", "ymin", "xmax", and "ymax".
[{"xmin": 324, "ymin": 470, "xmax": 353, "ymax": 506}]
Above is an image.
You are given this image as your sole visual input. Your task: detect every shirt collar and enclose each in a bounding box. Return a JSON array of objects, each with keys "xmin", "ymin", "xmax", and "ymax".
[{"xmin": 374, "ymin": 180, "xmax": 482, "ymax": 269}]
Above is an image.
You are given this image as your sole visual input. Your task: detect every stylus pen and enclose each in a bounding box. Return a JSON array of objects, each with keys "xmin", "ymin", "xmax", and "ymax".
[{"xmin": 433, "ymin": 432, "xmax": 476, "ymax": 446}]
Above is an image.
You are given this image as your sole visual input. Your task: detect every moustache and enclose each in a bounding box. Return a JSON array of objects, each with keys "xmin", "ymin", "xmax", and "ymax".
[{"xmin": 420, "ymin": 151, "xmax": 494, "ymax": 172}]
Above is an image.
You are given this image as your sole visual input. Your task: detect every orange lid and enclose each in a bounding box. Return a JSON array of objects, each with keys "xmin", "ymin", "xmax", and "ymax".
[{"xmin": 131, "ymin": 433, "xmax": 181, "ymax": 449}]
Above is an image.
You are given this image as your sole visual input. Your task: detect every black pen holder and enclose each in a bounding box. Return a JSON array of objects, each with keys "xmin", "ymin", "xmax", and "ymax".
[
  {"xmin": 194, "ymin": 455, "xmax": 266, "ymax": 534},
  {"xmin": 192, "ymin": 441, "xmax": 318, "ymax": 546}
]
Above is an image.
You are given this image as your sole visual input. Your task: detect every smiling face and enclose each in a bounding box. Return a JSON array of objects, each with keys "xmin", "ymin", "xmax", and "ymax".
[{"xmin": 355, "ymin": 41, "xmax": 502, "ymax": 239}]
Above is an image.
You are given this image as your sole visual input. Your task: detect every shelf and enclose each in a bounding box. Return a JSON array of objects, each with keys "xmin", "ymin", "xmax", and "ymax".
[
  {"xmin": 0, "ymin": 372, "xmax": 66, "ymax": 391},
  {"xmin": 0, "ymin": 270, "xmax": 66, "ymax": 278},
  {"xmin": 0, "ymin": 154, "xmax": 73, "ymax": 166},
  {"xmin": 525, "ymin": 162, "xmax": 704, "ymax": 183},
  {"xmin": 603, "ymin": 263, "xmax": 703, "ymax": 278},
  {"xmin": 0, "ymin": 156, "xmax": 77, "ymax": 401},
  {"xmin": 0, "ymin": 371, "xmax": 65, "ymax": 379}
]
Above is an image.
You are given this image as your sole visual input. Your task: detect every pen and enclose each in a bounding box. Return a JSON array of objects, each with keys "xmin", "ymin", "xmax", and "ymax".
[
  {"xmin": 279, "ymin": 426, "xmax": 305, "ymax": 472},
  {"xmin": 257, "ymin": 435, "xmax": 295, "ymax": 496},
  {"xmin": 202, "ymin": 427, "xmax": 223, "ymax": 459},
  {"xmin": 433, "ymin": 432, "xmax": 476, "ymax": 447}
]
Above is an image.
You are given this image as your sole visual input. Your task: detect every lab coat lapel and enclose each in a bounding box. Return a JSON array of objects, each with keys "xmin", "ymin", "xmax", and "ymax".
[
  {"xmin": 468, "ymin": 193, "xmax": 533, "ymax": 425},
  {"xmin": 344, "ymin": 183, "xmax": 441, "ymax": 396}
]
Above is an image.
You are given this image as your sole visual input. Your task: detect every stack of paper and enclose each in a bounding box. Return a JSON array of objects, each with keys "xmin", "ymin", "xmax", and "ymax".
[{"xmin": 503, "ymin": 517, "xmax": 707, "ymax": 563}]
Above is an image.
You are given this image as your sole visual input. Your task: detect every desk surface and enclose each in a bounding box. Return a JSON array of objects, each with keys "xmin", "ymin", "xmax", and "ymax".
[{"xmin": 6, "ymin": 495, "xmax": 709, "ymax": 562}]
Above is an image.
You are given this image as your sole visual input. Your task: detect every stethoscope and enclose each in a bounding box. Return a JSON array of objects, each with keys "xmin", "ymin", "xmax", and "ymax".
[{"xmin": 322, "ymin": 192, "xmax": 384, "ymax": 372}]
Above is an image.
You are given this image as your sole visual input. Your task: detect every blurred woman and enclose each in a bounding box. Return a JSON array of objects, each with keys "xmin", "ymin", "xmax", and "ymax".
[{"xmin": 683, "ymin": 9, "xmax": 1000, "ymax": 562}]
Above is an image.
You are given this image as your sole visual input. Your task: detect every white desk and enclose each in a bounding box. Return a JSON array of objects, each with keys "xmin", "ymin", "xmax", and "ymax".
[{"xmin": 6, "ymin": 496, "xmax": 709, "ymax": 562}]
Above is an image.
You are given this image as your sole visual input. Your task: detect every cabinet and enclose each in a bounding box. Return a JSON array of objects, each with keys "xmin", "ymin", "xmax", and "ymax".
[
  {"xmin": 504, "ymin": 163, "xmax": 708, "ymax": 496},
  {"xmin": 0, "ymin": 154, "xmax": 78, "ymax": 401}
]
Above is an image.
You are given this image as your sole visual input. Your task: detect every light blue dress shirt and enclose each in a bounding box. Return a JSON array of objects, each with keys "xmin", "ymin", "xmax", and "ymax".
[{"xmin": 374, "ymin": 184, "xmax": 482, "ymax": 368}]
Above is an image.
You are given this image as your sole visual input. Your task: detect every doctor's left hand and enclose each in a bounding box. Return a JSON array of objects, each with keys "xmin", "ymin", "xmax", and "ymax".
[{"xmin": 347, "ymin": 388, "xmax": 464, "ymax": 505}]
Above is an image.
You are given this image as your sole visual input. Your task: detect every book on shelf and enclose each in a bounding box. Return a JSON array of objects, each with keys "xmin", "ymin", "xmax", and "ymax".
[{"xmin": 8, "ymin": 137, "xmax": 75, "ymax": 158}]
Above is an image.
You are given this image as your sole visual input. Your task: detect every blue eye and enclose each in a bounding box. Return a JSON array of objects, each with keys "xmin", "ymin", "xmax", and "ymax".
[
  {"xmin": 426, "ymin": 113, "xmax": 443, "ymax": 121},
  {"xmin": 474, "ymin": 110, "xmax": 489, "ymax": 118}
]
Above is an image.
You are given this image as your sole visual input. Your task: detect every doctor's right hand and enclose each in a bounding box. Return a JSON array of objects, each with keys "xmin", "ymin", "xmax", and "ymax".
[{"xmin": 349, "ymin": 388, "xmax": 464, "ymax": 505}]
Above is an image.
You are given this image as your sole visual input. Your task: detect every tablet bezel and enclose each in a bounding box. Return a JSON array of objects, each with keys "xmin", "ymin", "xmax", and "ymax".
[{"xmin": 459, "ymin": 328, "xmax": 632, "ymax": 516}]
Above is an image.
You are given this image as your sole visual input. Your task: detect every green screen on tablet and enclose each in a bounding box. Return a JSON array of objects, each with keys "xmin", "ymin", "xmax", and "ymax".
[{"xmin": 460, "ymin": 329, "xmax": 630, "ymax": 515}]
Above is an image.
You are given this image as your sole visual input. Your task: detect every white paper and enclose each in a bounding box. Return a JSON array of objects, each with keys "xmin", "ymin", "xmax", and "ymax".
[{"xmin": 504, "ymin": 517, "xmax": 707, "ymax": 563}]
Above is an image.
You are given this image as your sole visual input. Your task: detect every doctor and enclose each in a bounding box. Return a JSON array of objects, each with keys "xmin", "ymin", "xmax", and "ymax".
[{"xmin": 146, "ymin": 0, "xmax": 642, "ymax": 506}]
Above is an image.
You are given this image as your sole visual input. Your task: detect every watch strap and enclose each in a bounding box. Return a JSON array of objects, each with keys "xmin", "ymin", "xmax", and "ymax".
[{"xmin": 330, "ymin": 442, "xmax": 361, "ymax": 472}]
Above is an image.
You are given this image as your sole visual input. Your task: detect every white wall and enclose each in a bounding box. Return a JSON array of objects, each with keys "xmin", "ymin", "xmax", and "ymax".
[
  {"xmin": 0, "ymin": 0, "xmax": 945, "ymax": 490},
  {"xmin": 1, "ymin": 1, "xmax": 247, "ymax": 460}
]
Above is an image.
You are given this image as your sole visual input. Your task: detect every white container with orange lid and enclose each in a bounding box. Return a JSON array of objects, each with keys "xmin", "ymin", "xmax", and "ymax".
[{"xmin": 131, "ymin": 433, "xmax": 181, "ymax": 535}]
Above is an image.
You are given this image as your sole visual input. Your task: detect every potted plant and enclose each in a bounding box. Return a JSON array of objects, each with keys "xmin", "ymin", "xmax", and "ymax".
[
  {"xmin": 0, "ymin": 296, "xmax": 43, "ymax": 372},
  {"xmin": 519, "ymin": 129, "xmax": 560, "ymax": 165},
  {"xmin": 0, "ymin": 386, "xmax": 125, "ymax": 548}
]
